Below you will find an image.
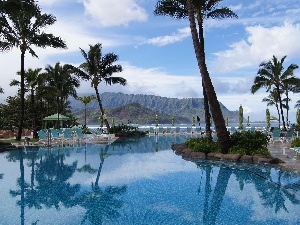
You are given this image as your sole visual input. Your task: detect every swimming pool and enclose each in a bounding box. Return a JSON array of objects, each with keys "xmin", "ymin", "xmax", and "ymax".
[{"xmin": 0, "ymin": 135, "xmax": 299, "ymax": 225}]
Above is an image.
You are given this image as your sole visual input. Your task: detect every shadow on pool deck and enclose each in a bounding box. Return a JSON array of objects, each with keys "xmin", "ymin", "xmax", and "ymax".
[{"xmin": 268, "ymin": 141, "xmax": 300, "ymax": 173}]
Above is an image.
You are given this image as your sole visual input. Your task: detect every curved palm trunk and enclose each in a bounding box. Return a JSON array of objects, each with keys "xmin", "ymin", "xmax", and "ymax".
[
  {"xmin": 187, "ymin": 0, "xmax": 231, "ymax": 153},
  {"xmin": 276, "ymin": 86, "xmax": 286, "ymax": 130},
  {"xmin": 275, "ymin": 103, "xmax": 281, "ymax": 128},
  {"xmin": 94, "ymin": 87, "xmax": 110, "ymax": 129},
  {"xmin": 203, "ymin": 80, "xmax": 211, "ymax": 137},
  {"xmin": 286, "ymin": 91, "xmax": 289, "ymax": 127},
  {"xmin": 17, "ymin": 51, "xmax": 25, "ymax": 141}
]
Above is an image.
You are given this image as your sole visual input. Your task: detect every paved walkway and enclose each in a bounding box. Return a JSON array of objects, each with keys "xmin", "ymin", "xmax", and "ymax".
[{"xmin": 268, "ymin": 141, "xmax": 300, "ymax": 173}]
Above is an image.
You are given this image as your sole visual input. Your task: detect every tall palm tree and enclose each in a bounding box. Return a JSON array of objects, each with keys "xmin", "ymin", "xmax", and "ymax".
[
  {"xmin": 44, "ymin": 62, "xmax": 80, "ymax": 128},
  {"xmin": 76, "ymin": 95, "xmax": 97, "ymax": 128},
  {"xmin": 185, "ymin": 0, "xmax": 236, "ymax": 153},
  {"xmin": 154, "ymin": 0, "xmax": 213, "ymax": 137},
  {"xmin": 251, "ymin": 55, "xmax": 299, "ymax": 131},
  {"xmin": 0, "ymin": 0, "xmax": 67, "ymax": 140},
  {"xmin": 10, "ymin": 68, "xmax": 43, "ymax": 138},
  {"xmin": 69, "ymin": 43, "xmax": 126, "ymax": 130}
]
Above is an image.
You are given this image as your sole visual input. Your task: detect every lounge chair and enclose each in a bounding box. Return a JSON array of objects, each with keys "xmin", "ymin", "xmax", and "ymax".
[
  {"xmin": 270, "ymin": 129, "xmax": 283, "ymax": 143},
  {"xmin": 149, "ymin": 127, "xmax": 155, "ymax": 135},
  {"xmin": 72, "ymin": 128, "xmax": 86, "ymax": 143},
  {"xmin": 186, "ymin": 127, "xmax": 192, "ymax": 135},
  {"xmin": 37, "ymin": 130, "xmax": 50, "ymax": 145},
  {"xmin": 283, "ymin": 128, "xmax": 295, "ymax": 142},
  {"xmin": 49, "ymin": 128, "xmax": 63, "ymax": 144}
]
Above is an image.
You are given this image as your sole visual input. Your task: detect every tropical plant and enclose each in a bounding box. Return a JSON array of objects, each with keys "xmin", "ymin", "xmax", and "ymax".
[
  {"xmin": 229, "ymin": 131, "xmax": 270, "ymax": 156},
  {"xmin": 186, "ymin": 136, "xmax": 221, "ymax": 155},
  {"xmin": 154, "ymin": 0, "xmax": 213, "ymax": 136},
  {"xmin": 76, "ymin": 95, "xmax": 97, "ymax": 128},
  {"xmin": 10, "ymin": 68, "xmax": 43, "ymax": 137},
  {"xmin": 0, "ymin": 0, "xmax": 67, "ymax": 140},
  {"xmin": 185, "ymin": 0, "xmax": 237, "ymax": 153},
  {"xmin": 251, "ymin": 55, "xmax": 299, "ymax": 131},
  {"xmin": 43, "ymin": 62, "xmax": 80, "ymax": 128},
  {"xmin": 69, "ymin": 43, "xmax": 126, "ymax": 130}
]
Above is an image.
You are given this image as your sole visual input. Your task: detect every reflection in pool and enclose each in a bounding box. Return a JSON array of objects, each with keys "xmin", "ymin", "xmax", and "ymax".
[{"xmin": 0, "ymin": 135, "xmax": 300, "ymax": 225}]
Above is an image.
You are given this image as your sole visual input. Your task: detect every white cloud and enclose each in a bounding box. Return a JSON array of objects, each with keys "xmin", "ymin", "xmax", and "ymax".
[
  {"xmin": 80, "ymin": 0, "xmax": 148, "ymax": 27},
  {"xmin": 143, "ymin": 27, "xmax": 191, "ymax": 46},
  {"xmin": 211, "ymin": 21, "xmax": 300, "ymax": 74}
]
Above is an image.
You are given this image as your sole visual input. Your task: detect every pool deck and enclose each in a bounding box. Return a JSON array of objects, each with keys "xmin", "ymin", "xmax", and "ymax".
[{"xmin": 268, "ymin": 141, "xmax": 300, "ymax": 173}]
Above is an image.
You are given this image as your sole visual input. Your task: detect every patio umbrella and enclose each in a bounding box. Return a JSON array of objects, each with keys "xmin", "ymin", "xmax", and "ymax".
[
  {"xmin": 112, "ymin": 118, "xmax": 115, "ymax": 127},
  {"xmin": 247, "ymin": 116, "xmax": 250, "ymax": 126},
  {"xmin": 238, "ymin": 105, "xmax": 243, "ymax": 130},
  {"xmin": 43, "ymin": 113, "xmax": 70, "ymax": 128},
  {"xmin": 197, "ymin": 116, "xmax": 200, "ymax": 127},
  {"xmin": 296, "ymin": 108, "xmax": 300, "ymax": 125},
  {"xmin": 266, "ymin": 109, "xmax": 271, "ymax": 130},
  {"xmin": 99, "ymin": 115, "xmax": 103, "ymax": 128}
]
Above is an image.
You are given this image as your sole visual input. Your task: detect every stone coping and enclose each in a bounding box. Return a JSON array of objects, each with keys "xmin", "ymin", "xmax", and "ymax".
[{"xmin": 171, "ymin": 143, "xmax": 285, "ymax": 165}]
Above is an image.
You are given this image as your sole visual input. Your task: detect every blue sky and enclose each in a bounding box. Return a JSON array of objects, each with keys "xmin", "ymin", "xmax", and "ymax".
[{"xmin": 1, "ymin": 0, "xmax": 300, "ymax": 122}]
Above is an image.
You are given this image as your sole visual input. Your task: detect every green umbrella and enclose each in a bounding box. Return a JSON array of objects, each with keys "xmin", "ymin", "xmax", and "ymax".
[
  {"xmin": 266, "ymin": 109, "xmax": 271, "ymax": 130},
  {"xmin": 112, "ymin": 118, "xmax": 115, "ymax": 127},
  {"xmin": 99, "ymin": 115, "xmax": 103, "ymax": 128},
  {"xmin": 296, "ymin": 108, "xmax": 300, "ymax": 125},
  {"xmin": 238, "ymin": 104, "xmax": 243, "ymax": 130}
]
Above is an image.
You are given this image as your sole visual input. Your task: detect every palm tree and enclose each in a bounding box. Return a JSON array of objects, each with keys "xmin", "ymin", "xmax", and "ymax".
[
  {"xmin": 0, "ymin": 87, "xmax": 3, "ymax": 94},
  {"xmin": 0, "ymin": 0, "xmax": 67, "ymax": 140},
  {"xmin": 70, "ymin": 43, "xmax": 126, "ymax": 130},
  {"xmin": 43, "ymin": 62, "xmax": 80, "ymax": 128},
  {"xmin": 76, "ymin": 95, "xmax": 97, "ymax": 128},
  {"xmin": 185, "ymin": 0, "xmax": 236, "ymax": 153},
  {"xmin": 262, "ymin": 90, "xmax": 281, "ymax": 128},
  {"xmin": 10, "ymin": 68, "xmax": 43, "ymax": 137},
  {"xmin": 251, "ymin": 55, "xmax": 299, "ymax": 131}
]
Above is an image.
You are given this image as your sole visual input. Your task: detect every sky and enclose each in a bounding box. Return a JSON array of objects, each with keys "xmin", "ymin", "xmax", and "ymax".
[{"xmin": 1, "ymin": 0, "xmax": 300, "ymax": 122}]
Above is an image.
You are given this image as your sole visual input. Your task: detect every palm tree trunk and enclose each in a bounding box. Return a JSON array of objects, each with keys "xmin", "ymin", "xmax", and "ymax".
[
  {"xmin": 94, "ymin": 87, "xmax": 110, "ymax": 129},
  {"xmin": 276, "ymin": 86, "xmax": 286, "ymax": 130},
  {"xmin": 203, "ymin": 80, "xmax": 211, "ymax": 137},
  {"xmin": 286, "ymin": 91, "xmax": 289, "ymax": 127},
  {"xmin": 187, "ymin": 0, "xmax": 231, "ymax": 153},
  {"xmin": 17, "ymin": 51, "xmax": 25, "ymax": 141}
]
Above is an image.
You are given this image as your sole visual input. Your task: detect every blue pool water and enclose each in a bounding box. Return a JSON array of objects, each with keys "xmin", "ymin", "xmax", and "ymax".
[{"xmin": 0, "ymin": 135, "xmax": 300, "ymax": 225}]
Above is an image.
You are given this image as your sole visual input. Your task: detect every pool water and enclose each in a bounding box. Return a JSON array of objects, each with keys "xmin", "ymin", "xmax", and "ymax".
[{"xmin": 0, "ymin": 135, "xmax": 300, "ymax": 225}]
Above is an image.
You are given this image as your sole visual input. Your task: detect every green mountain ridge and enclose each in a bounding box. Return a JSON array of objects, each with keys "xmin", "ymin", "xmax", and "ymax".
[{"xmin": 70, "ymin": 92, "xmax": 240, "ymax": 125}]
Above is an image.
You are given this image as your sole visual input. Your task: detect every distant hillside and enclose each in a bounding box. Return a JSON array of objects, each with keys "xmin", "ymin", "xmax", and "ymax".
[{"xmin": 70, "ymin": 92, "xmax": 240, "ymax": 125}]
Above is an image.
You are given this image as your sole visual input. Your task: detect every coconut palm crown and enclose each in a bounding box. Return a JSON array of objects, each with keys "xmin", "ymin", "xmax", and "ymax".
[{"xmin": 0, "ymin": 0, "xmax": 67, "ymax": 140}]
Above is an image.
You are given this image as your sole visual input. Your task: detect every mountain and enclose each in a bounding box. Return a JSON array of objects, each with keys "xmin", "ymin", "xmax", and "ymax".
[{"xmin": 70, "ymin": 92, "xmax": 239, "ymax": 125}]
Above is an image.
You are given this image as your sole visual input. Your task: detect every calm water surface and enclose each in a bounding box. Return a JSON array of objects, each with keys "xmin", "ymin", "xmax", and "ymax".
[{"xmin": 0, "ymin": 135, "xmax": 300, "ymax": 225}]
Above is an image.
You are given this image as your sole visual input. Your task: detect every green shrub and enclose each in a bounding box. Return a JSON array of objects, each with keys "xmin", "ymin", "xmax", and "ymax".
[
  {"xmin": 186, "ymin": 137, "xmax": 221, "ymax": 155},
  {"xmin": 229, "ymin": 131, "xmax": 270, "ymax": 156},
  {"xmin": 108, "ymin": 124, "xmax": 146, "ymax": 136},
  {"xmin": 291, "ymin": 138, "xmax": 300, "ymax": 147}
]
